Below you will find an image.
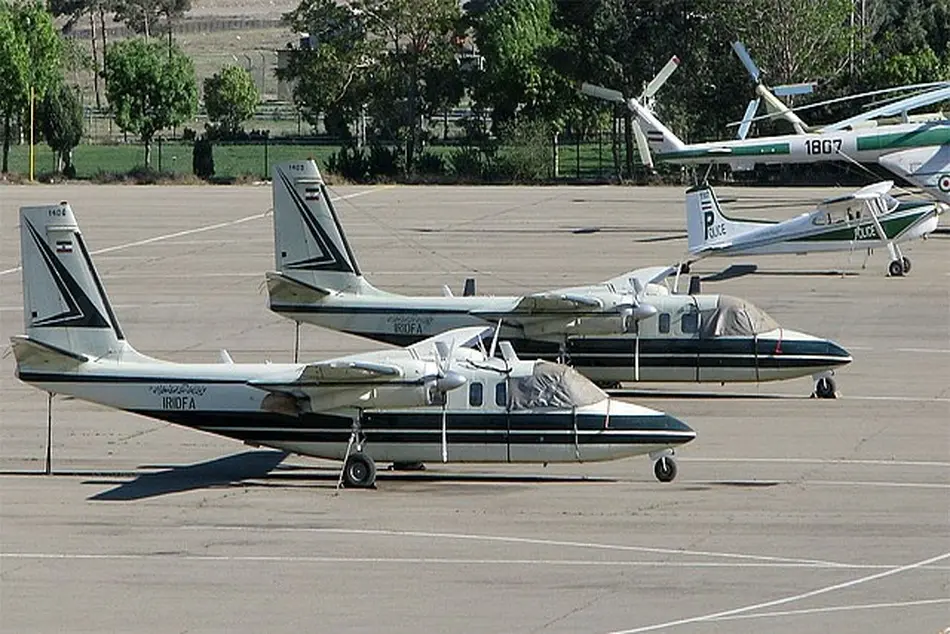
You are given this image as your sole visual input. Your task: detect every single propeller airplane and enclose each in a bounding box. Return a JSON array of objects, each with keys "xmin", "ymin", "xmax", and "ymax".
[
  {"xmin": 11, "ymin": 202, "xmax": 695, "ymax": 488},
  {"xmin": 581, "ymin": 70, "xmax": 950, "ymax": 203},
  {"xmin": 266, "ymin": 160, "xmax": 852, "ymax": 398},
  {"xmin": 686, "ymin": 180, "xmax": 943, "ymax": 277}
]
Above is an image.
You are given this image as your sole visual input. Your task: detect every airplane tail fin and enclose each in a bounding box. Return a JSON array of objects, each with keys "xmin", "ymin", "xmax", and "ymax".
[
  {"xmin": 271, "ymin": 160, "xmax": 378, "ymax": 295},
  {"xmin": 625, "ymin": 96, "xmax": 687, "ymax": 156},
  {"xmin": 685, "ymin": 185, "xmax": 747, "ymax": 254},
  {"xmin": 16, "ymin": 203, "xmax": 145, "ymax": 366}
]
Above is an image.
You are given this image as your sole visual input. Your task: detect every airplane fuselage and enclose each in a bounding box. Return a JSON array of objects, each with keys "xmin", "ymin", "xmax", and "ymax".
[
  {"xmin": 692, "ymin": 200, "xmax": 940, "ymax": 258},
  {"xmin": 655, "ymin": 122, "xmax": 950, "ymax": 168},
  {"xmin": 271, "ymin": 292, "xmax": 852, "ymax": 385},
  {"xmin": 17, "ymin": 359, "xmax": 693, "ymax": 464}
]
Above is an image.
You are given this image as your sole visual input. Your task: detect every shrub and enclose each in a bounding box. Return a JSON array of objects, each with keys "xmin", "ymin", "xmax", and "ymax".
[
  {"xmin": 192, "ymin": 137, "xmax": 214, "ymax": 180},
  {"xmin": 414, "ymin": 152, "xmax": 445, "ymax": 176},
  {"xmin": 449, "ymin": 146, "xmax": 486, "ymax": 179}
]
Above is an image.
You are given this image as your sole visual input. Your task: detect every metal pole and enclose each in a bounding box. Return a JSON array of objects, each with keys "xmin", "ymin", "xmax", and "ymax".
[
  {"xmin": 263, "ymin": 136, "xmax": 268, "ymax": 179},
  {"xmin": 29, "ymin": 85, "xmax": 35, "ymax": 182},
  {"xmin": 44, "ymin": 392, "xmax": 52, "ymax": 475}
]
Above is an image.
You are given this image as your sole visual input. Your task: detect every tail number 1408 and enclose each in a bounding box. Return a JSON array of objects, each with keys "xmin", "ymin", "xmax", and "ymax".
[{"xmin": 804, "ymin": 139, "xmax": 842, "ymax": 155}]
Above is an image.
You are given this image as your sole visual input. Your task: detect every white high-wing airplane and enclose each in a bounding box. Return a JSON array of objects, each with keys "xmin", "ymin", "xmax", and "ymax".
[
  {"xmin": 11, "ymin": 203, "xmax": 696, "ymax": 487},
  {"xmin": 581, "ymin": 79, "xmax": 950, "ymax": 203},
  {"xmin": 685, "ymin": 181, "xmax": 944, "ymax": 277},
  {"xmin": 267, "ymin": 160, "xmax": 852, "ymax": 398}
]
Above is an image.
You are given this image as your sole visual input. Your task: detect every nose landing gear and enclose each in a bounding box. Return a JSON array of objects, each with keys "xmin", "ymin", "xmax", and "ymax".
[{"xmin": 650, "ymin": 449, "xmax": 679, "ymax": 482}]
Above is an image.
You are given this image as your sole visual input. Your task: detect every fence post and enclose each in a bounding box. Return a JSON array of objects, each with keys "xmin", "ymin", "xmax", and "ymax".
[
  {"xmin": 576, "ymin": 134, "xmax": 580, "ymax": 179},
  {"xmin": 263, "ymin": 135, "xmax": 269, "ymax": 180},
  {"xmin": 157, "ymin": 136, "xmax": 163, "ymax": 172},
  {"xmin": 552, "ymin": 131, "xmax": 559, "ymax": 179}
]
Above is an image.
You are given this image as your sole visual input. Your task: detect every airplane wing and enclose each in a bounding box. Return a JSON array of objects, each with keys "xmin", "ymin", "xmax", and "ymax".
[
  {"xmin": 406, "ymin": 326, "xmax": 494, "ymax": 356},
  {"xmin": 248, "ymin": 359, "xmax": 403, "ymax": 391},
  {"xmin": 818, "ymin": 181, "xmax": 894, "ymax": 213},
  {"xmin": 601, "ymin": 265, "xmax": 678, "ymax": 290},
  {"xmin": 470, "ymin": 294, "xmax": 602, "ymax": 321}
]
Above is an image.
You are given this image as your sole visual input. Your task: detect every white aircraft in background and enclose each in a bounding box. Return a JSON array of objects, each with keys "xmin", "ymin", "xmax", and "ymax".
[
  {"xmin": 685, "ymin": 181, "xmax": 943, "ymax": 277},
  {"xmin": 580, "ymin": 73, "xmax": 950, "ymax": 203},
  {"xmin": 11, "ymin": 203, "xmax": 695, "ymax": 487},
  {"xmin": 266, "ymin": 160, "xmax": 852, "ymax": 398}
]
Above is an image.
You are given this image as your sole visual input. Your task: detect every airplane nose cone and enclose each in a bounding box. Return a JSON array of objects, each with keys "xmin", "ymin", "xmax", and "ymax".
[
  {"xmin": 663, "ymin": 414, "xmax": 696, "ymax": 444},
  {"xmin": 826, "ymin": 340, "xmax": 853, "ymax": 367},
  {"xmin": 435, "ymin": 370, "xmax": 467, "ymax": 393}
]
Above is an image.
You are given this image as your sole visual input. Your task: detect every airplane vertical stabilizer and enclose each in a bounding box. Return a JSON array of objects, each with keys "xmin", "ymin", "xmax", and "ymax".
[
  {"xmin": 685, "ymin": 186, "xmax": 752, "ymax": 254},
  {"xmin": 625, "ymin": 97, "xmax": 687, "ymax": 155},
  {"xmin": 272, "ymin": 160, "xmax": 376, "ymax": 294},
  {"xmin": 17, "ymin": 204, "xmax": 143, "ymax": 362}
]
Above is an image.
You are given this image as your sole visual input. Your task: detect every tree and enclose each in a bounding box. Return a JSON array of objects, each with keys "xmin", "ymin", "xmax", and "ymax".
[
  {"xmin": 0, "ymin": 1, "xmax": 62, "ymax": 173},
  {"xmin": 469, "ymin": 0, "xmax": 570, "ymax": 130},
  {"xmin": 279, "ymin": 0, "xmax": 377, "ymax": 137},
  {"xmin": 203, "ymin": 65, "xmax": 260, "ymax": 137},
  {"xmin": 39, "ymin": 82, "xmax": 84, "ymax": 176},
  {"xmin": 357, "ymin": 0, "xmax": 464, "ymax": 171},
  {"xmin": 112, "ymin": 0, "xmax": 191, "ymax": 47},
  {"xmin": 103, "ymin": 38, "xmax": 198, "ymax": 166}
]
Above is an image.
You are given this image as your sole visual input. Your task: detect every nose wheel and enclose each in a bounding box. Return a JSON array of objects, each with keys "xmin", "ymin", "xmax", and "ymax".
[
  {"xmin": 813, "ymin": 375, "xmax": 837, "ymax": 399},
  {"xmin": 653, "ymin": 455, "xmax": 678, "ymax": 482}
]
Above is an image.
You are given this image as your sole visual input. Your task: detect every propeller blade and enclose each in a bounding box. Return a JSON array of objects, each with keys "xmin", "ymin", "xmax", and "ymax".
[
  {"xmin": 434, "ymin": 340, "xmax": 451, "ymax": 373},
  {"xmin": 774, "ymin": 82, "xmax": 815, "ymax": 97},
  {"xmin": 732, "ymin": 41, "xmax": 760, "ymax": 83},
  {"xmin": 633, "ymin": 122, "xmax": 653, "ymax": 169},
  {"xmin": 441, "ymin": 406, "xmax": 448, "ymax": 463},
  {"xmin": 634, "ymin": 330, "xmax": 640, "ymax": 382},
  {"xmin": 642, "ymin": 55, "xmax": 680, "ymax": 99},
  {"xmin": 580, "ymin": 82, "xmax": 626, "ymax": 103},
  {"xmin": 738, "ymin": 98, "xmax": 760, "ymax": 140},
  {"xmin": 488, "ymin": 321, "xmax": 502, "ymax": 358}
]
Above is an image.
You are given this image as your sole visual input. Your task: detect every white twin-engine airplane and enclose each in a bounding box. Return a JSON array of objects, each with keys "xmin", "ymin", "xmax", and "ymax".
[
  {"xmin": 267, "ymin": 160, "xmax": 851, "ymax": 398},
  {"xmin": 11, "ymin": 203, "xmax": 696, "ymax": 488},
  {"xmin": 686, "ymin": 181, "xmax": 943, "ymax": 277}
]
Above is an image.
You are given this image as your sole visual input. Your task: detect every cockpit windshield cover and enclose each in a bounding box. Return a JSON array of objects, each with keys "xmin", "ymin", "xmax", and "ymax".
[
  {"xmin": 509, "ymin": 361, "xmax": 606, "ymax": 410},
  {"xmin": 702, "ymin": 295, "xmax": 780, "ymax": 337}
]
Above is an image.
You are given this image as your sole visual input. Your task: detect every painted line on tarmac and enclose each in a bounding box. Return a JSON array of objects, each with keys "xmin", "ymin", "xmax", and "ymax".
[
  {"xmin": 180, "ymin": 526, "xmax": 854, "ymax": 568},
  {"xmin": 4, "ymin": 552, "xmax": 948, "ymax": 572},
  {"xmin": 705, "ymin": 597, "xmax": 950, "ymax": 624},
  {"xmin": 603, "ymin": 550, "xmax": 950, "ymax": 634},
  {"xmin": 809, "ymin": 480, "xmax": 950, "ymax": 490},
  {"xmin": 0, "ymin": 189, "xmax": 381, "ymax": 277},
  {"xmin": 684, "ymin": 458, "xmax": 950, "ymax": 468}
]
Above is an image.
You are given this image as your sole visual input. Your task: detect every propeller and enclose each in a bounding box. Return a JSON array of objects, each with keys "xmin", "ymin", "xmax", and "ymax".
[
  {"xmin": 618, "ymin": 279, "xmax": 658, "ymax": 382},
  {"xmin": 432, "ymin": 339, "xmax": 467, "ymax": 463},
  {"xmin": 732, "ymin": 41, "xmax": 813, "ymax": 136},
  {"xmin": 580, "ymin": 55, "xmax": 680, "ymax": 169}
]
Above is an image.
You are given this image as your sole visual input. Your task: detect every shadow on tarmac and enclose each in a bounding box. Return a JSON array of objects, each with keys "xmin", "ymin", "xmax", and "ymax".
[{"xmin": 82, "ymin": 451, "xmax": 617, "ymax": 500}]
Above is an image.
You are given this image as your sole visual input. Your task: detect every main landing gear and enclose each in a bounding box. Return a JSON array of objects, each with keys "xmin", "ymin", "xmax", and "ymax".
[
  {"xmin": 338, "ymin": 417, "xmax": 377, "ymax": 488},
  {"xmin": 888, "ymin": 256, "xmax": 911, "ymax": 277},
  {"xmin": 650, "ymin": 449, "xmax": 678, "ymax": 483},
  {"xmin": 812, "ymin": 372, "xmax": 838, "ymax": 399}
]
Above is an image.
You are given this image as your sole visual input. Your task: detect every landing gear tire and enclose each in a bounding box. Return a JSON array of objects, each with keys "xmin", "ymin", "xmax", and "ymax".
[
  {"xmin": 653, "ymin": 456, "xmax": 677, "ymax": 483},
  {"xmin": 343, "ymin": 452, "xmax": 377, "ymax": 488},
  {"xmin": 888, "ymin": 260, "xmax": 904, "ymax": 277},
  {"xmin": 901, "ymin": 256, "xmax": 911, "ymax": 274},
  {"xmin": 814, "ymin": 377, "xmax": 837, "ymax": 399}
]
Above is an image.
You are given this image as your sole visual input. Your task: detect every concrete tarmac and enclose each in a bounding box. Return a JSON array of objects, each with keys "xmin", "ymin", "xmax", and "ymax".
[{"xmin": 1, "ymin": 183, "xmax": 948, "ymax": 633}]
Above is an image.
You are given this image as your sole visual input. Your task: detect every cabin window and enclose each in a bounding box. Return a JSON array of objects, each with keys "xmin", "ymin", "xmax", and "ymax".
[
  {"xmin": 495, "ymin": 382, "xmax": 507, "ymax": 407},
  {"xmin": 681, "ymin": 311, "xmax": 699, "ymax": 333},
  {"xmin": 658, "ymin": 313, "xmax": 671, "ymax": 334},
  {"xmin": 469, "ymin": 382, "xmax": 483, "ymax": 407}
]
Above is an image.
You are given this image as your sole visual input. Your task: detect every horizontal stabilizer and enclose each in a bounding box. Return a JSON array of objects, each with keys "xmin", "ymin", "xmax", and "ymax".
[
  {"xmin": 602, "ymin": 265, "xmax": 677, "ymax": 290},
  {"xmin": 10, "ymin": 335, "xmax": 88, "ymax": 371},
  {"xmin": 265, "ymin": 271, "xmax": 331, "ymax": 305}
]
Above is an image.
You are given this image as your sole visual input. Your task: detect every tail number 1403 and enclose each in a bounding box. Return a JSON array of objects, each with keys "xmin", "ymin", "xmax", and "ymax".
[{"xmin": 804, "ymin": 139, "xmax": 842, "ymax": 155}]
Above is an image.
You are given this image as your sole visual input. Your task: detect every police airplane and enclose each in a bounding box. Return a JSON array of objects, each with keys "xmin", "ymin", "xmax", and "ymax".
[
  {"xmin": 686, "ymin": 180, "xmax": 943, "ymax": 277},
  {"xmin": 11, "ymin": 202, "xmax": 696, "ymax": 487},
  {"xmin": 580, "ymin": 76, "xmax": 950, "ymax": 204},
  {"xmin": 266, "ymin": 160, "xmax": 852, "ymax": 398}
]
